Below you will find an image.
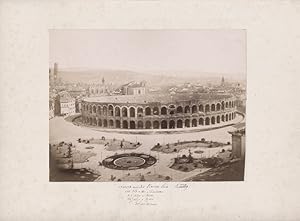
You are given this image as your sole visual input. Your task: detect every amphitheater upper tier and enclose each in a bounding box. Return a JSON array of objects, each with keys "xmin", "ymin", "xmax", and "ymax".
[{"xmin": 81, "ymin": 93, "xmax": 237, "ymax": 130}]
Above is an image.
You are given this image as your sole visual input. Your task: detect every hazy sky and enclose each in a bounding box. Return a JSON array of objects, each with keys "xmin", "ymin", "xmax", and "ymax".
[{"xmin": 49, "ymin": 30, "xmax": 246, "ymax": 76}]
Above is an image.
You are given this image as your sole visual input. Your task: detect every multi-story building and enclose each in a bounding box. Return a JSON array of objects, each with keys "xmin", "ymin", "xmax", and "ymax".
[
  {"xmin": 49, "ymin": 99, "xmax": 55, "ymax": 119},
  {"xmin": 55, "ymin": 91, "xmax": 76, "ymax": 116},
  {"xmin": 229, "ymin": 123, "xmax": 246, "ymax": 160},
  {"xmin": 121, "ymin": 81, "xmax": 146, "ymax": 95}
]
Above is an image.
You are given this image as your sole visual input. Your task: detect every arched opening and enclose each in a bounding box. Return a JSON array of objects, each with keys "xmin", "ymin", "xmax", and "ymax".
[
  {"xmin": 199, "ymin": 118, "xmax": 204, "ymax": 125},
  {"xmin": 109, "ymin": 119, "xmax": 114, "ymax": 128},
  {"xmin": 221, "ymin": 101, "xmax": 225, "ymax": 110},
  {"xmin": 216, "ymin": 103, "xmax": 221, "ymax": 111},
  {"xmin": 145, "ymin": 121, "xmax": 151, "ymax": 129},
  {"xmin": 98, "ymin": 119, "xmax": 102, "ymax": 127},
  {"xmin": 226, "ymin": 114, "xmax": 228, "ymax": 121},
  {"xmin": 123, "ymin": 120, "xmax": 128, "ymax": 129},
  {"xmin": 211, "ymin": 116, "xmax": 215, "ymax": 125},
  {"xmin": 137, "ymin": 121, "xmax": 143, "ymax": 129},
  {"xmin": 169, "ymin": 120, "xmax": 175, "ymax": 129},
  {"xmin": 93, "ymin": 118, "xmax": 97, "ymax": 125},
  {"xmin": 229, "ymin": 114, "xmax": 232, "ymax": 120},
  {"xmin": 222, "ymin": 115, "xmax": 225, "ymax": 122},
  {"xmin": 103, "ymin": 106, "xmax": 107, "ymax": 115},
  {"xmin": 177, "ymin": 119, "xmax": 183, "ymax": 128},
  {"xmin": 161, "ymin": 107, "xmax": 167, "ymax": 115},
  {"xmin": 192, "ymin": 119, "xmax": 197, "ymax": 127},
  {"xmin": 129, "ymin": 107, "xmax": 135, "ymax": 118},
  {"xmin": 137, "ymin": 107, "xmax": 143, "ymax": 117},
  {"xmin": 89, "ymin": 105, "xmax": 92, "ymax": 114},
  {"xmin": 153, "ymin": 121, "xmax": 159, "ymax": 129},
  {"xmin": 130, "ymin": 121, "xmax": 136, "ymax": 129},
  {"xmin": 229, "ymin": 101, "xmax": 232, "ymax": 108},
  {"xmin": 103, "ymin": 119, "xmax": 108, "ymax": 127},
  {"xmin": 108, "ymin": 105, "xmax": 114, "ymax": 116},
  {"xmin": 177, "ymin": 106, "xmax": 183, "ymax": 113},
  {"xmin": 205, "ymin": 104, "xmax": 210, "ymax": 112},
  {"xmin": 205, "ymin": 117, "xmax": 210, "ymax": 125},
  {"xmin": 192, "ymin": 105, "xmax": 197, "ymax": 113},
  {"xmin": 93, "ymin": 106, "xmax": 96, "ymax": 113},
  {"xmin": 86, "ymin": 118, "xmax": 90, "ymax": 124},
  {"xmin": 232, "ymin": 112, "xmax": 234, "ymax": 119},
  {"xmin": 145, "ymin": 107, "xmax": 151, "ymax": 115},
  {"xmin": 89, "ymin": 117, "xmax": 93, "ymax": 125},
  {"xmin": 97, "ymin": 106, "xmax": 101, "ymax": 115},
  {"xmin": 169, "ymin": 105, "xmax": 175, "ymax": 115},
  {"xmin": 116, "ymin": 120, "xmax": 121, "ymax": 128},
  {"xmin": 115, "ymin": 107, "xmax": 120, "ymax": 117},
  {"xmin": 122, "ymin": 107, "xmax": 128, "ymax": 117},
  {"xmin": 185, "ymin": 119, "xmax": 190, "ymax": 127},
  {"xmin": 225, "ymin": 102, "xmax": 228, "ymax": 108},
  {"xmin": 211, "ymin": 104, "xmax": 216, "ymax": 111},
  {"xmin": 217, "ymin": 116, "xmax": 220, "ymax": 123},
  {"xmin": 199, "ymin": 104, "xmax": 204, "ymax": 112},
  {"xmin": 161, "ymin": 120, "xmax": 167, "ymax": 129},
  {"xmin": 184, "ymin": 106, "xmax": 190, "ymax": 113},
  {"xmin": 153, "ymin": 107, "xmax": 159, "ymax": 115}
]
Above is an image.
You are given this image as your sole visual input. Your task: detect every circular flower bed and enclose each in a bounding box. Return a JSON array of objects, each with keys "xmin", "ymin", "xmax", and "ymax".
[{"xmin": 102, "ymin": 153, "xmax": 157, "ymax": 170}]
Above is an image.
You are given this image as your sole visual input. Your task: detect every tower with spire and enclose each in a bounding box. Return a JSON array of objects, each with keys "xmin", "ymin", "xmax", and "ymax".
[{"xmin": 221, "ymin": 76, "xmax": 225, "ymax": 86}]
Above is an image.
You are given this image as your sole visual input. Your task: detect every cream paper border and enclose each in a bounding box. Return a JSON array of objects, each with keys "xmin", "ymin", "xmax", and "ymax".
[{"xmin": 0, "ymin": 0, "xmax": 299, "ymax": 220}]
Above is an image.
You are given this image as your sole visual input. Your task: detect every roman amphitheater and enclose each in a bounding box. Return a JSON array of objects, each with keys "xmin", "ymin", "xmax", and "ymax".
[{"xmin": 80, "ymin": 93, "xmax": 238, "ymax": 130}]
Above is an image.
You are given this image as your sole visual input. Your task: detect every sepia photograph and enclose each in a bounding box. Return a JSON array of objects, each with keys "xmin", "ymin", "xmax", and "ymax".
[
  {"xmin": 49, "ymin": 30, "xmax": 246, "ymax": 182},
  {"xmin": 2, "ymin": 0, "xmax": 300, "ymax": 219}
]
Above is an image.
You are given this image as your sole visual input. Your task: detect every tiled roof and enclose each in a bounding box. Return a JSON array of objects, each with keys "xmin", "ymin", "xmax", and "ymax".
[{"xmin": 59, "ymin": 91, "xmax": 75, "ymax": 103}]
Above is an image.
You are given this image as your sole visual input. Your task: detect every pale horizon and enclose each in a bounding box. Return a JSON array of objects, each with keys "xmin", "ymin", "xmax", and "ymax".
[{"xmin": 50, "ymin": 30, "xmax": 246, "ymax": 78}]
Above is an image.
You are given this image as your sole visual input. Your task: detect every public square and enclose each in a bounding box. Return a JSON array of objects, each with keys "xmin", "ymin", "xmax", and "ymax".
[{"xmin": 50, "ymin": 113, "xmax": 244, "ymax": 182}]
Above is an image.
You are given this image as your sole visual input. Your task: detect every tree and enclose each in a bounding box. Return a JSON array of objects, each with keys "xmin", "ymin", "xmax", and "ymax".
[
  {"xmin": 188, "ymin": 149, "xmax": 193, "ymax": 163},
  {"xmin": 67, "ymin": 146, "xmax": 72, "ymax": 158}
]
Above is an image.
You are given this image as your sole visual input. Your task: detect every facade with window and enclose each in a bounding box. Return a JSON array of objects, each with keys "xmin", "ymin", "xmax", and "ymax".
[{"xmin": 55, "ymin": 91, "xmax": 76, "ymax": 116}]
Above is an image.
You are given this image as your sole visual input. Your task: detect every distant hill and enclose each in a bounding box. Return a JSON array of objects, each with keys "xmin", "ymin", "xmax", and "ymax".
[{"xmin": 55, "ymin": 68, "xmax": 245, "ymax": 86}]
